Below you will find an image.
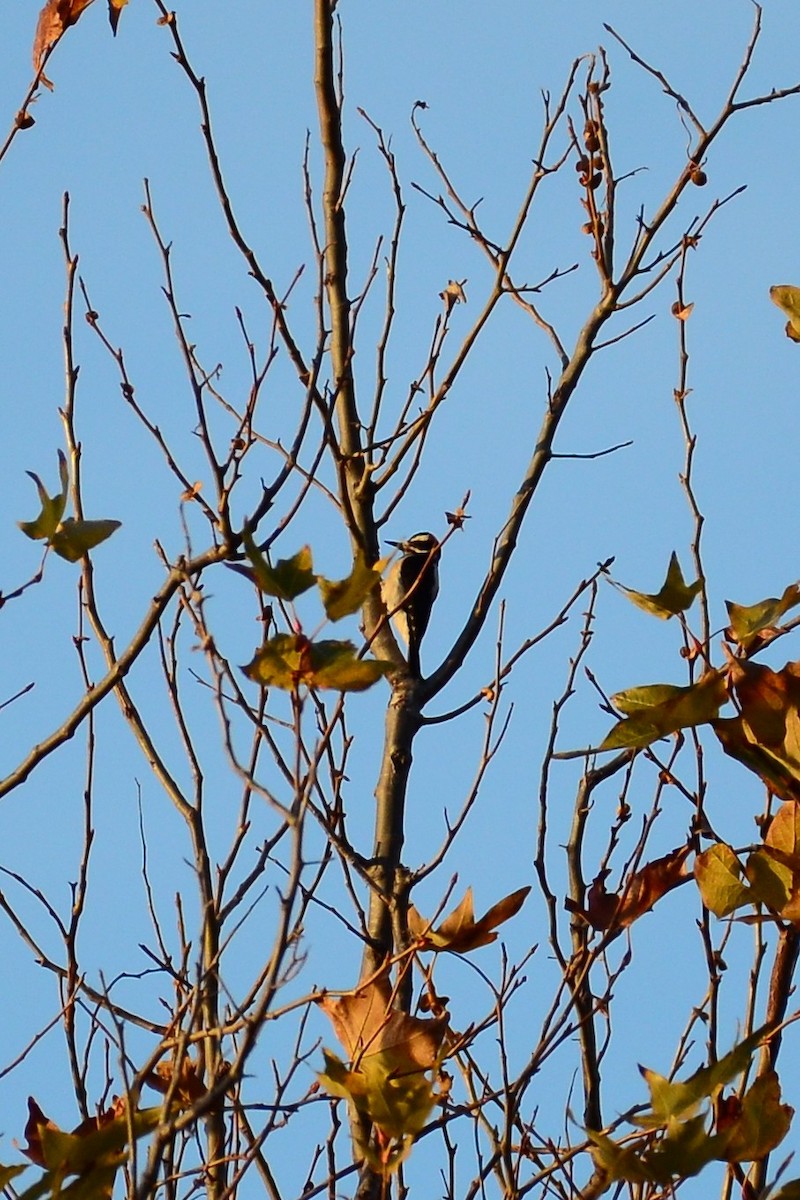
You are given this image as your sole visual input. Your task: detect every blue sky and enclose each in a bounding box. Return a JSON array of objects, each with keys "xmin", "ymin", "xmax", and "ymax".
[{"xmin": 2, "ymin": 2, "xmax": 800, "ymax": 1194}]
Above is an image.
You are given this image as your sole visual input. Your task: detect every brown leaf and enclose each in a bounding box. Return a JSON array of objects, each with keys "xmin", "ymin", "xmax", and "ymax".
[
  {"xmin": 714, "ymin": 658, "xmax": 800, "ymax": 801},
  {"xmin": 440, "ymin": 279, "xmax": 467, "ymax": 315},
  {"xmin": 146, "ymin": 1058, "xmax": 205, "ymax": 1107},
  {"xmin": 572, "ymin": 847, "xmax": 691, "ymax": 932},
  {"xmin": 730, "ymin": 659, "xmax": 796, "ymax": 748},
  {"xmin": 408, "ymin": 885, "xmax": 530, "ymax": 953},
  {"xmin": 108, "ymin": 0, "xmax": 128, "ymax": 34},
  {"xmin": 33, "ymin": 0, "xmax": 96, "ymax": 83},
  {"xmin": 318, "ymin": 975, "xmax": 447, "ymax": 1075},
  {"xmin": 23, "ymin": 1097, "xmax": 55, "ymax": 1165},
  {"xmin": 722, "ymin": 1070, "xmax": 794, "ymax": 1163},
  {"xmin": 671, "ymin": 301, "xmax": 695, "ymax": 321}
]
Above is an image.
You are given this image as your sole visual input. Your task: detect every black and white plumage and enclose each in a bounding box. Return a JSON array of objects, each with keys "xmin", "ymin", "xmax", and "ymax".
[{"xmin": 382, "ymin": 532, "xmax": 441, "ymax": 675}]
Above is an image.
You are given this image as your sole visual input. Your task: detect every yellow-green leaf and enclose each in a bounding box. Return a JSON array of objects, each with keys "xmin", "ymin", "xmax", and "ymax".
[
  {"xmin": 635, "ymin": 1026, "xmax": 772, "ymax": 1130},
  {"xmin": 243, "ymin": 636, "xmax": 391, "ymax": 693},
  {"xmin": 617, "ymin": 552, "xmax": 702, "ymax": 619},
  {"xmin": 318, "ymin": 550, "xmax": 387, "ymax": 622},
  {"xmin": 746, "ymin": 851, "xmax": 794, "ymax": 916},
  {"xmin": 770, "ymin": 285, "xmax": 800, "ymax": 342},
  {"xmin": 50, "ymin": 518, "xmax": 121, "ymax": 562},
  {"xmin": 726, "ymin": 585, "xmax": 800, "ymax": 650},
  {"xmin": 694, "ymin": 844, "xmax": 751, "ymax": 918},
  {"xmin": 601, "ymin": 672, "xmax": 725, "ymax": 751},
  {"xmin": 308, "ymin": 640, "xmax": 392, "ymax": 692},
  {"xmin": 243, "ymin": 534, "xmax": 315, "ymax": 600},
  {"xmin": 18, "ymin": 452, "xmax": 69, "ymax": 541},
  {"xmin": 588, "ymin": 1130, "xmax": 654, "ymax": 1184},
  {"xmin": 243, "ymin": 634, "xmax": 310, "ymax": 689},
  {"xmin": 646, "ymin": 1113, "xmax": 726, "ymax": 1183},
  {"xmin": 611, "ymin": 683, "xmax": 685, "ymax": 716}
]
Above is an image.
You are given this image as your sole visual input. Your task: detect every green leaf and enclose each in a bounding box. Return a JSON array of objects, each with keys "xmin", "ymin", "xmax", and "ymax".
[
  {"xmin": 634, "ymin": 1025, "xmax": 773, "ymax": 1130},
  {"xmin": 600, "ymin": 672, "xmax": 726, "ymax": 751},
  {"xmin": 50, "ymin": 519, "xmax": 121, "ymax": 562},
  {"xmin": 18, "ymin": 452, "xmax": 69, "ymax": 541},
  {"xmin": 726, "ymin": 585, "xmax": 800, "ymax": 650},
  {"xmin": 243, "ymin": 534, "xmax": 315, "ymax": 600},
  {"xmin": 617, "ymin": 552, "xmax": 702, "ymax": 620},
  {"xmin": 770, "ymin": 285, "xmax": 800, "ymax": 342},
  {"xmin": 318, "ymin": 550, "xmax": 386, "ymax": 622},
  {"xmin": 694, "ymin": 844, "xmax": 752, "ymax": 917}
]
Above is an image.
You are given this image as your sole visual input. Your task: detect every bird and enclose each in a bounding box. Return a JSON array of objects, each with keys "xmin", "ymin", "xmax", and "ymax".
[{"xmin": 382, "ymin": 531, "xmax": 441, "ymax": 675}]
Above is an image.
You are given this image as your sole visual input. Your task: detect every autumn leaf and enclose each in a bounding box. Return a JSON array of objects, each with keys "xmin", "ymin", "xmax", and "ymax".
[
  {"xmin": 18, "ymin": 452, "xmax": 68, "ymax": 542},
  {"xmin": 671, "ymin": 300, "xmax": 695, "ymax": 321},
  {"xmin": 770, "ymin": 285, "xmax": 800, "ymax": 342},
  {"xmin": 721, "ymin": 1070, "xmax": 793, "ymax": 1163},
  {"xmin": 18, "ymin": 454, "xmax": 120, "ymax": 561},
  {"xmin": 744, "ymin": 803, "xmax": 800, "ymax": 922},
  {"xmin": 146, "ymin": 1058, "xmax": 205, "ymax": 1107},
  {"xmin": 317, "ymin": 975, "xmax": 448, "ymax": 1160},
  {"xmin": 33, "ymin": 0, "xmax": 96, "ymax": 86},
  {"xmin": 726, "ymin": 584, "xmax": 800, "ymax": 651},
  {"xmin": 616, "ymin": 552, "xmax": 701, "ymax": 620},
  {"xmin": 634, "ymin": 1025, "xmax": 774, "ymax": 1130},
  {"xmin": 589, "ymin": 1130, "xmax": 655, "ymax": 1184},
  {"xmin": 440, "ymin": 279, "xmax": 467, "ymax": 315},
  {"xmin": 319, "ymin": 977, "xmax": 446, "ymax": 1073},
  {"xmin": 243, "ymin": 635, "xmax": 391, "ymax": 693},
  {"xmin": 0, "ymin": 1166, "xmax": 27, "ymax": 1190},
  {"xmin": 568, "ymin": 847, "xmax": 691, "ymax": 932},
  {"xmin": 50, "ymin": 518, "xmax": 121, "ymax": 562},
  {"xmin": 318, "ymin": 550, "xmax": 387, "ymax": 622},
  {"xmin": 108, "ymin": 0, "xmax": 127, "ymax": 34},
  {"xmin": 241, "ymin": 535, "xmax": 316, "ymax": 600},
  {"xmin": 601, "ymin": 672, "xmax": 726, "ymax": 751},
  {"xmin": 694, "ymin": 844, "xmax": 752, "ymax": 918},
  {"xmin": 713, "ymin": 659, "xmax": 800, "ymax": 802},
  {"xmin": 770, "ymin": 1181, "xmax": 800, "ymax": 1200},
  {"xmin": 408, "ymin": 885, "xmax": 531, "ymax": 952},
  {"xmin": 22, "ymin": 1094, "xmax": 162, "ymax": 1196},
  {"xmin": 591, "ymin": 1032, "xmax": 788, "ymax": 1187}
]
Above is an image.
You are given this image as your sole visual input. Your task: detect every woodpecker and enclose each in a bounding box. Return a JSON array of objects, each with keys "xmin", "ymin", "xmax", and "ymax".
[{"xmin": 382, "ymin": 531, "xmax": 441, "ymax": 675}]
